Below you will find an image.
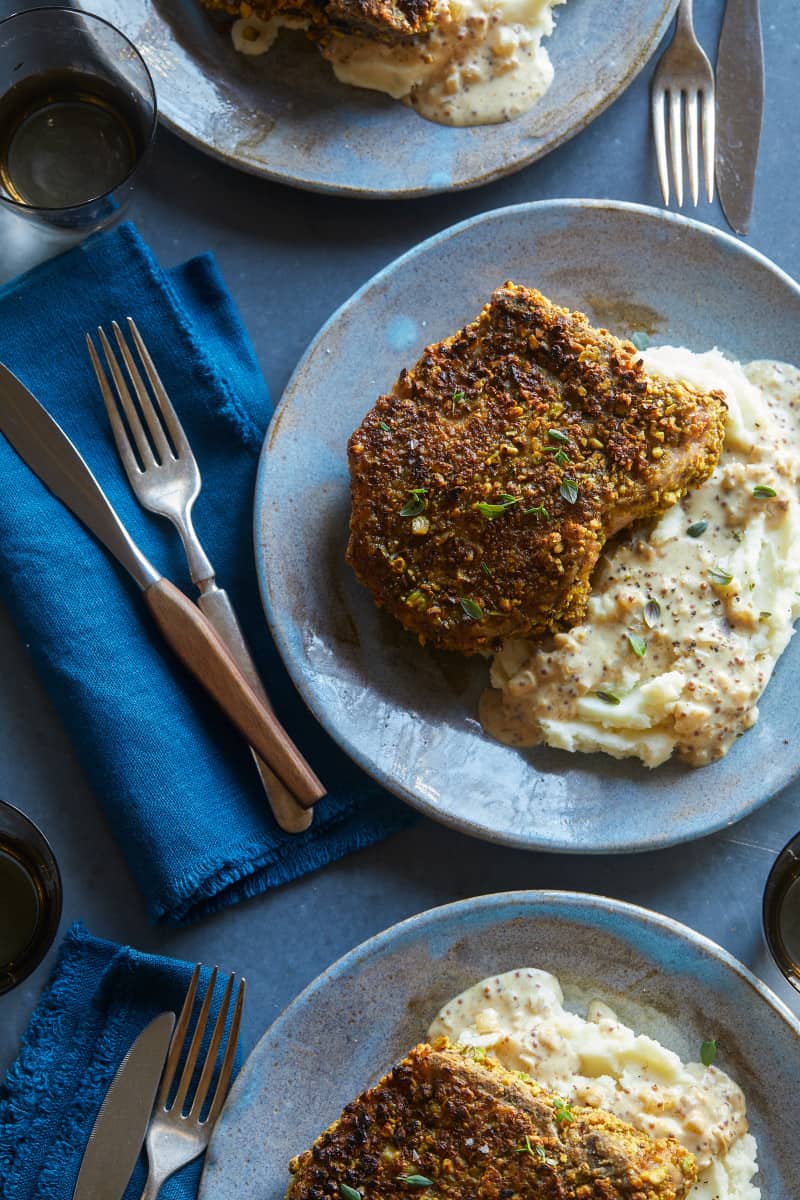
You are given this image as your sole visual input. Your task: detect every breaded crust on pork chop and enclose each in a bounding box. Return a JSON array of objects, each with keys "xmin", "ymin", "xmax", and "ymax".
[
  {"xmin": 201, "ymin": 0, "xmax": 436, "ymax": 42},
  {"xmin": 286, "ymin": 1041, "xmax": 698, "ymax": 1200},
  {"xmin": 346, "ymin": 283, "xmax": 727, "ymax": 655}
]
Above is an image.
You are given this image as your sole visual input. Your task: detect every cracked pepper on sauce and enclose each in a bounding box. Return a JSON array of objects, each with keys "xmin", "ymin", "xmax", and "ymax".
[
  {"xmin": 481, "ymin": 349, "xmax": 800, "ymax": 768},
  {"xmin": 232, "ymin": 0, "xmax": 564, "ymax": 126}
]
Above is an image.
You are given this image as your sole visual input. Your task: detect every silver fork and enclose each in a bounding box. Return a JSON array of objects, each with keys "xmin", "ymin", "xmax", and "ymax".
[
  {"xmin": 651, "ymin": 0, "xmax": 715, "ymax": 207},
  {"xmin": 87, "ymin": 318, "xmax": 314, "ymax": 833},
  {"xmin": 140, "ymin": 964, "xmax": 244, "ymax": 1200}
]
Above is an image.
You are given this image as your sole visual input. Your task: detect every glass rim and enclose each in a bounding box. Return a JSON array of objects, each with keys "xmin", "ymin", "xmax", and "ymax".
[
  {"xmin": 0, "ymin": 798, "xmax": 62, "ymax": 995},
  {"xmin": 0, "ymin": 5, "xmax": 158, "ymax": 215},
  {"xmin": 762, "ymin": 828, "xmax": 800, "ymax": 992}
]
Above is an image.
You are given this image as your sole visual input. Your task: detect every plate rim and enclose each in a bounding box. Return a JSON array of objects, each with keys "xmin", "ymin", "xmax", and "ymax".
[
  {"xmin": 76, "ymin": 0, "xmax": 679, "ymax": 197},
  {"xmin": 201, "ymin": 888, "xmax": 800, "ymax": 1195},
  {"xmin": 254, "ymin": 197, "xmax": 800, "ymax": 855}
]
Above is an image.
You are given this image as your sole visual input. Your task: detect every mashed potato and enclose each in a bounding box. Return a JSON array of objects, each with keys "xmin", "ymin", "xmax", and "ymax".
[
  {"xmin": 481, "ymin": 350, "xmax": 800, "ymax": 767},
  {"xmin": 429, "ymin": 968, "xmax": 760, "ymax": 1200},
  {"xmin": 233, "ymin": 0, "xmax": 565, "ymax": 126}
]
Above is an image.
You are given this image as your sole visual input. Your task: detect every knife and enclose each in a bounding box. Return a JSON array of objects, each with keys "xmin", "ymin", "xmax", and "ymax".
[
  {"xmin": 715, "ymin": 0, "xmax": 765, "ymax": 235},
  {"xmin": 73, "ymin": 1012, "xmax": 175, "ymax": 1200},
  {"xmin": 0, "ymin": 362, "xmax": 325, "ymax": 806}
]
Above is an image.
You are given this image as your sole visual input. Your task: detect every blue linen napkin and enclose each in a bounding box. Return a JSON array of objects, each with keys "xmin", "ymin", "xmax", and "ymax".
[
  {"xmin": 0, "ymin": 923, "xmax": 238, "ymax": 1199},
  {"xmin": 0, "ymin": 223, "xmax": 412, "ymax": 925}
]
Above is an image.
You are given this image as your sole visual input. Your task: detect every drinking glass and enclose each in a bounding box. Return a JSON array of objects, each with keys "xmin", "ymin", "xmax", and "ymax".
[
  {"xmin": 0, "ymin": 7, "xmax": 157, "ymax": 234},
  {"xmin": 0, "ymin": 799, "xmax": 62, "ymax": 994}
]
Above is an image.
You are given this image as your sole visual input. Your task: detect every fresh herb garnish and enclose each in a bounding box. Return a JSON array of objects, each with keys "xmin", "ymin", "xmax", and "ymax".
[
  {"xmin": 400, "ymin": 488, "xmax": 427, "ymax": 517},
  {"xmin": 627, "ymin": 633, "xmax": 647, "ymax": 657},
  {"xmin": 476, "ymin": 494, "xmax": 519, "ymax": 519},
  {"xmin": 680, "ymin": 1156, "xmax": 694, "ymax": 1172},
  {"xmin": 596, "ymin": 690, "xmax": 621, "ymax": 705},
  {"xmin": 451, "ymin": 389, "xmax": 466, "ymax": 414},
  {"xmin": 700, "ymin": 1038, "xmax": 717, "ymax": 1067},
  {"xmin": 752, "ymin": 484, "xmax": 777, "ymax": 499},
  {"xmin": 524, "ymin": 504, "xmax": 549, "ymax": 519},
  {"xmin": 709, "ymin": 567, "xmax": 733, "ymax": 587},
  {"xmin": 630, "ymin": 331, "xmax": 650, "ymax": 351},
  {"xmin": 460, "ymin": 597, "xmax": 483, "ymax": 620},
  {"xmin": 560, "ymin": 478, "xmax": 579, "ymax": 504},
  {"xmin": 759, "ymin": 611, "xmax": 772, "ymax": 621},
  {"xmin": 552, "ymin": 449, "xmax": 570, "ymax": 467},
  {"xmin": 552, "ymin": 1097, "xmax": 574, "ymax": 1125},
  {"xmin": 340, "ymin": 1185, "xmax": 362, "ymax": 1200},
  {"xmin": 687, "ymin": 520, "xmax": 709, "ymax": 538},
  {"xmin": 643, "ymin": 599, "xmax": 661, "ymax": 627},
  {"xmin": 514, "ymin": 1135, "xmax": 537, "ymax": 1158},
  {"xmin": 534, "ymin": 1145, "xmax": 548, "ymax": 1162},
  {"xmin": 463, "ymin": 1044, "xmax": 487, "ymax": 1061},
  {"xmin": 397, "ymin": 1177, "xmax": 433, "ymax": 1187},
  {"xmin": 548, "ymin": 429, "xmax": 569, "ymax": 443},
  {"xmin": 481, "ymin": 561, "xmax": 493, "ymax": 577},
  {"xmin": 379, "ymin": 421, "xmax": 391, "ymax": 432}
]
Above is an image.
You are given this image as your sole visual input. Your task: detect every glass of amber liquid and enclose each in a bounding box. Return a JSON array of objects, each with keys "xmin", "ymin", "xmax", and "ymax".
[
  {"xmin": 0, "ymin": 8, "xmax": 157, "ymax": 233},
  {"xmin": 0, "ymin": 800, "xmax": 62, "ymax": 994}
]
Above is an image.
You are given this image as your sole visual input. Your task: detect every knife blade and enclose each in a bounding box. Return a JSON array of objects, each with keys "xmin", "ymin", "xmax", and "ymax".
[
  {"xmin": 0, "ymin": 362, "xmax": 325, "ymax": 805},
  {"xmin": 715, "ymin": 0, "xmax": 764, "ymax": 235},
  {"xmin": 73, "ymin": 1011, "xmax": 175, "ymax": 1200}
]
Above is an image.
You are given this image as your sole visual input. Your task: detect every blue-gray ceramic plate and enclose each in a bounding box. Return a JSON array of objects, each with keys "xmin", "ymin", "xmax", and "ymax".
[
  {"xmin": 254, "ymin": 200, "xmax": 800, "ymax": 854},
  {"xmin": 78, "ymin": 0, "xmax": 676, "ymax": 196},
  {"xmin": 200, "ymin": 891, "xmax": 799, "ymax": 1198}
]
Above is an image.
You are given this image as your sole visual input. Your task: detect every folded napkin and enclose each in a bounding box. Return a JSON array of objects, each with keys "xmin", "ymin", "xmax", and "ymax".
[
  {"xmin": 0, "ymin": 923, "xmax": 236, "ymax": 1200},
  {"xmin": 0, "ymin": 223, "xmax": 412, "ymax": 924}
]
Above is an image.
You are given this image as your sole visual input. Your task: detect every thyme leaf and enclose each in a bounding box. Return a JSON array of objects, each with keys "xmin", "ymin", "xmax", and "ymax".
[
  {"xmin": 643, "ymin": 599, "xmax": 661, "ymax": 627},
  {"xmin": 397, "ymin": 1177, "xmax": 434, "ymax": 1188},
  {"xmin": 627, "ymin": 633, "xmax": 647, "ymax": 657},
  {"xmin": 560, "ymin": 478, "xmax": 579, "ymax": 504},
  {"xmin": 595, "ymin": 690, "xmax": 621, "ymax": 705},
  {"xmin": 752, "ymin": 484, "xmax": 777, "ymax": 499},
  {"xmin": 709, "ymin": 567, "xmax": 733, "ymax": 587},
  {"xmin": 460, "ymin": 597, "xmax": 483, "ymax": 620},
  {"xmin": 400, "ymin": 488, "xmax": 427, "ymax": 517},
  {"xmin": 700, "ymin": 1038, "xmax": 717, "ymax": 1067},
  {"xmin": 687, "ymin": 520, "xmax": 708, "ymax": 538},
  {"xmin": 340, "ymin": 1185, "xmax": 362, "ymax": 1200},
  {"xmin": 548, "ymin": 429, "xmax": 570, "ymax": 443}
]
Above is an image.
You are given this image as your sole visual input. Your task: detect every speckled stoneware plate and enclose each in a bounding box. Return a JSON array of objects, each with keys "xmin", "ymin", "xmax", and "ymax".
[
  {"xmin": 76, "ymin": 0, "xmax": 676, "ymax": 196},
  {"xmin": 255, "ymin": 199, "xmax": 800, "ymax": 853},
  {"xmin": 199, "ymin": 891, "xmax": 799, "ymax": 1197}
]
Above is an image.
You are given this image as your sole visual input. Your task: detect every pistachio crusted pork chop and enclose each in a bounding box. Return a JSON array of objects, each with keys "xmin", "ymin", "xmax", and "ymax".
[
  {"xmin": 346, "ymin": 284, "xmax": 727, "ymax": 655},
  {"xmin": 202, "ymin": 0, "xmax": 436, "ymax": 43},
  {"xmin": 286, "ymin": 1041, "xmax": 698, "ymax": 1200}
]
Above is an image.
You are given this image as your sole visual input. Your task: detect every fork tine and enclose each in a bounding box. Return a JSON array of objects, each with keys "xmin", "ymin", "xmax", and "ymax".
[
  {"xmin": 97, "ymin": 326, "xmax": 156, "ymax": 469},
  {"xmin": 171, "ymin": 966, "xmax": 218, "ymax": 1115},
  {"xmin": 701, "ymin": 89, "xmax": 715, "ymax": 202},
  {"xmin": 127, "ymin": 317, "xmax": 191, "ymax": 458},
  {"xmin": 86, "ymin": 335, "xmax": 144, "ymax": 482},
  {"xmin": 685, "ymin": 89, "xmax": 700, "ymax": 206},
  {"xmin": 111, "ymin": 321, "xmax": 173, "ymax": 465},
  {"xmin": 207, "ymin": 977, "xmax": 245, "ymax": 1125},
  {"xmin": 156, "ymin": 964, "xmax": 201, "ymax": 1109},
  {"xmin": 188, "ymin": 972, "xmax": 234, "ymax": 1120},
  {"xmin": 651, "ymin": 90, "xmax": 670, "ymax": 205},
  {"xmin": 668, "ymin": 90, "xmax": 684, "ymax": 207}
]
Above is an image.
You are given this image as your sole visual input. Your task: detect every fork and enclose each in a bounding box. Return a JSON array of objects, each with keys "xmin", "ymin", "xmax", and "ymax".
[
  {"xmin": 87, "ymin": 319, "xmax": 317, "ymax": 833},
  {"xmin": 651, "ymin": 0, "xmax": 715, "ymax": 207},
  {"xmin": 140, "ymin": 965, "xmax": 244, "ymax": 1200}
]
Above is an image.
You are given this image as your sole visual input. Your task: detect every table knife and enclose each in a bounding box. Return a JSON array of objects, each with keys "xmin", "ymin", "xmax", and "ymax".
[
  {"xmin": 73, "ymin": 1011, "xmax": 175, "ymax": 1200},
  {"xmin": 0, "ymin": 362, "xmax": 325, "ymax": 806},
  {"xmin": 715, "ymin": 0, "xmax": 764, "ymax": 235}
]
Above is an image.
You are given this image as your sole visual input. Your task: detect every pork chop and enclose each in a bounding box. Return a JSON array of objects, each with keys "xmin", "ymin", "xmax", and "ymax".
[{"xmin": 346, "ymin": 283, "xmax": 727, "ymax": 654}]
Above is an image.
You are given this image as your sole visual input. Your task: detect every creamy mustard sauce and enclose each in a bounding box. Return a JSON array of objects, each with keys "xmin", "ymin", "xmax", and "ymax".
[
  {"xmin": 482, "ymin": 350, "xmax": 800, "ymax": 768},
  {"xmin": 232, "ymin": 0, "xmax": 564, "ymax": 126},
  {"xmin": 429, "ymin": 968, "xmax": 760, "ymax": 1200}
]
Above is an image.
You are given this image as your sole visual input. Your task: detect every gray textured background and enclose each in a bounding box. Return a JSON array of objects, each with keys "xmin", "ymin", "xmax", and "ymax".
[{"xmin": 1, "ymin": 0, "xmax": 799, "ymax": 1077}]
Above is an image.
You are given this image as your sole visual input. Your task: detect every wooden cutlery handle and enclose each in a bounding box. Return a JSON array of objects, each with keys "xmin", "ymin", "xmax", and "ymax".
[
  {"xmin": 143, "ymin": 578, "xmax": 326, "ymax": 808},
  {"xmin": 198, "ymin": 584, "xmax": 316, "ymax": 827}
]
